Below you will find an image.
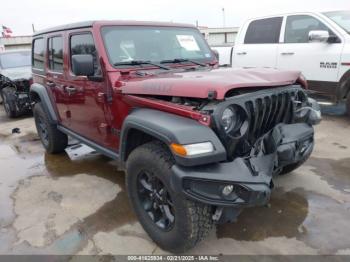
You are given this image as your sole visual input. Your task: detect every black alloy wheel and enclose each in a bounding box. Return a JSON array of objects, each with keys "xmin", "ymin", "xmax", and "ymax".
[{"xmin": 137, "ymin": 170, "xmax": 175, "ymax": 231}]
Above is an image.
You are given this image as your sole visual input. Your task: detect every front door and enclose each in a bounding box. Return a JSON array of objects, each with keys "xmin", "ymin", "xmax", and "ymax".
[
  {"xmin": 277, "ymin": 15, "xmax": 343, "ymax": 95},
  {"xmin": 65, "ymin": 32, "xmax": 110, "ymax": 147}
]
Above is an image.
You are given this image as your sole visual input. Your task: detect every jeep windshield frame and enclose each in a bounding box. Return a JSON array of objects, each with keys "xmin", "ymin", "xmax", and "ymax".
[{"xmin": 101, "ymin": 25, "xmax": 214, "ymax": 69}]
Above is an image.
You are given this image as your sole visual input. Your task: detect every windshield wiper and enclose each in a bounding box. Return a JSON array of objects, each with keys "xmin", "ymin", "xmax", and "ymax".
[
  {"xmin": 113, "ymin": 60, "xmax": 170, "ymax": 70},
  {"xmin": 160, "ymin": 58, "xmax": 207, "ymax": 67}
]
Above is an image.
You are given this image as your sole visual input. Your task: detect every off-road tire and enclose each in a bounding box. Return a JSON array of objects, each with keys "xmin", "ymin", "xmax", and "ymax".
[
  {"xmin": 126, "ymin": 141, "xmax": 213, "ymax": 253},
  {"xmin": 33, "ymin": 102, "xmax": 68, "ymax": 154},
  {"xmin": 1, "ymin": 87, "xmax": 18, "ymax": 118}
]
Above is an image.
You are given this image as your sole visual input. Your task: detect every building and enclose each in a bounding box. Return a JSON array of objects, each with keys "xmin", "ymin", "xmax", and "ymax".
[
  {"xmin": 0, "ymin": 36, "xmax": 32, "ymax": 51},
  {"xmin": 199, "ymin": 27, "xmax": 239, "ymax": 46}
]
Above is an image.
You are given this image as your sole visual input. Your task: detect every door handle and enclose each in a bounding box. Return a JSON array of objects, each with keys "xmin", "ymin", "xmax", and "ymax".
[
  {"xmin": 237, "ymin": 52, "xmax": 247, "ymax": 55},
  {"xmin": 65, "ymin": 86, "xmax": 77, "ymax": 95},
  {"xmin": 281, "ymin": 52, "xmax": 295, "ymax": 55},
  {"xmin": 47, "ymin": 81, "xmax": 56, "ymax": 87}
]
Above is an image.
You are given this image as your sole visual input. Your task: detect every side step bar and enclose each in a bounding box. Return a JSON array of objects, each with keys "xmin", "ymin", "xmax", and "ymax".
[{"xmin": 57, "ymin": 125, "xmax": 119, "ymax": 160}]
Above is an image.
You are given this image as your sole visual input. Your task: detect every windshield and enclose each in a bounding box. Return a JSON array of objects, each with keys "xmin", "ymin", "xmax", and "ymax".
[
  {"xmin": 101, "ymin": 26, "xmax": 213, "ymax": 67},
  {"xmin": 324, "ymin": 11, "xmax": 350, "ymax": 33},
  {"xmin": 0, "ymin": 51, "xmax": 31, "ymax": 69}
]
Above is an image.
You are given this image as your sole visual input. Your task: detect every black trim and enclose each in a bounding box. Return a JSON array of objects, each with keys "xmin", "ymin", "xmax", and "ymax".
[
  {"xmin": 170, "ymin": 123, "xmax": 314, "ymax": 207},
  {"xmin": 30, "ymin": 83, "xmax": 58, "ymax": 123},
  {"xmin": 119, "ymin": 108, "xmax": 227, "ymax": 167},
  {"xmin": 57, "ymin": 125, "xmax": 119, "ymax": 160},
  {"xmin": 33, "ymin": 21, "xmax": 94, "ymax": 36}
]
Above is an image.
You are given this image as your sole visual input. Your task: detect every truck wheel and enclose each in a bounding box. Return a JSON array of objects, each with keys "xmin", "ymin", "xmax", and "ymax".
[
  {"xmin": 126, "ymin": 141, "xmax": 213, "ymax": 253},
  {"xmin": 346, "ymin": 93, "xmax": 350, "ymax": 117},
  {"xmin": 33, "ymin": 102, "xmax": 68, "ymax": 154},
  {"xmin": 1, "ymin": 87, "xmax": 18, "ymax": 118}
]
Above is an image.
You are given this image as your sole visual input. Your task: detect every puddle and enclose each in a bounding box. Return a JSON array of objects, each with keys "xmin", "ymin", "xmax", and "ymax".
[
  {"xmin": 217, "ymin": 189, "xmax": 308, "ymax": 241},
  {"xmin": 298, "ymin": 191, "xmax": 350, "ymax": 254},
  {"xmin": 306, "ymin": 157, "xmax": 350, "ymax": 192},
  {"xmin": 0, "ymin": 144, "xmax": 44, "ymax": 227},
  {"xmin": 44, "ymin": 153, "xmax": 124, "ymax": 185}
]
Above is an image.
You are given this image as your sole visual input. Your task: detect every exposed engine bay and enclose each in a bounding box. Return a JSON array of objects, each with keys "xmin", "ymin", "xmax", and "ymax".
[
  {"xmin": 142, "ymin": 85, "xmax": 321, "ymax": 162},
  {"xmin": 0, "ymin": 74, "xmax": 32, "ymax": 117}
]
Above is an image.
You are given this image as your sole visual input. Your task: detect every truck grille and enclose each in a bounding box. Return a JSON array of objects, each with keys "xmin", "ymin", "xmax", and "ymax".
[{"xmin": 244, "ymin": 91, "xmax": 294, "ymax": 144}]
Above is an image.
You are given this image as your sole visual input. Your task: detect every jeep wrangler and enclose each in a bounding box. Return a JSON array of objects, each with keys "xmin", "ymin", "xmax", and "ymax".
[
  {"xmin": 0, "ymin": 50, "xmax": 32, "ymax": 118},
  {"xmin": 30, "ymin": 21, "xmax": 321, "ymax": 253}
]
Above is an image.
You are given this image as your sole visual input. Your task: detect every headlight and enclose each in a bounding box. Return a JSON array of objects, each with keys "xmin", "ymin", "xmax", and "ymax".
[
  {"xmin": 170, "ymin": 142, "xmax": 214, "ymax": 156},
  {"xmin": 221, "ymin": 107, "xmax": 237, "ymax": 132}
]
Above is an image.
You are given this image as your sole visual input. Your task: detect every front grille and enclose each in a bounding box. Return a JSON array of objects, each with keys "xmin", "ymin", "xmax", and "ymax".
[
  {"xmin": 212, "ymin": 86, "xmax": 305, "ymax": 158},
  {"xmin": 244, "ymin": 91, "xmax": 295, "ymax": 144}
]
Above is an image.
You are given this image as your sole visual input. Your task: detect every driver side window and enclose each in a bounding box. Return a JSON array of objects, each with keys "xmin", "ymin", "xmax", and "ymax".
[
  {"xmin": 70, "ymin": 33, "xmax": 101, "ymax": 75},
  {"xmin": 285, "ymin": 15, "xmax": 332, "ymax": 43}
]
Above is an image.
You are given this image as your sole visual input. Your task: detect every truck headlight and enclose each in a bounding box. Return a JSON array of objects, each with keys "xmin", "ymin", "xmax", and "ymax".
[{"xmin": 221, "ymin": 107, "xmax": 237, "ymax": 132}]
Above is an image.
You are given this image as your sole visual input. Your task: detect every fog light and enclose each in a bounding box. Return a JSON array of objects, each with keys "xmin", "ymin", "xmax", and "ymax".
[{"xmin": 222, "ymin": 185, "xmax": 234, "ymax": 196}]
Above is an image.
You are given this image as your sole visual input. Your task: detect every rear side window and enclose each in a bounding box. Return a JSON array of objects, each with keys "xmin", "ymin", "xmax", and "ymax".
[
  {"xmin": 285, "ymin": 15, "xmax": 330, "ymax": 43},
  {"xmin": 70, "ymin": 33, "xmax": 99, "ymax": 75},
  {"xmin": 32, "ymin": 38, "xmax": 45, "ymax": 70},
  {"xmin": 244, "ymin": 17, "xmax": 283, "ymax": 44},
  {"xmin": 48, "ymin": 36, "xmax": 64, "ymax": 72}
]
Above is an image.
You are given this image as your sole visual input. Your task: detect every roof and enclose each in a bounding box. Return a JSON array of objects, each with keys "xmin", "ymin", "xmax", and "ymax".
[{"xmin": 33, "ymin": 20, "xmax": 196, "ymax": 36}]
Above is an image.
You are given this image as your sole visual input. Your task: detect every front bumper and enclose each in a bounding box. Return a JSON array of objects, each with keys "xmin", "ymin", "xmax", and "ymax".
[{"xmin": 170, "ymin": 123, "xmax": 314, "ymax": 208}]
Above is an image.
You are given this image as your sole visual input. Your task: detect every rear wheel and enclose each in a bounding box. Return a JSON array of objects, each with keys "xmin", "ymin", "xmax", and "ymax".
[
  {"xmin": 33, "ymin": 102, "xmax": 68, "ymax": 153},
  {"xmin": 1, "ymin": 87, "xmax": 18, "ymax": 118},
  {"xmin": 126, "ymin": 141, "xmax": 213, "ymax": 253}
]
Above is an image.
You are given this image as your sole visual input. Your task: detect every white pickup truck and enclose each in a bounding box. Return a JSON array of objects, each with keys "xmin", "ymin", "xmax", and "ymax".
[{"xmin": 221, "ymin": 11, "xmax": 350, "ymax": 115}]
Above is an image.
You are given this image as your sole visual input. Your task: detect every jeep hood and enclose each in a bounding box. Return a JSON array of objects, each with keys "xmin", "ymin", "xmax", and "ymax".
[
  {"xmin": 120, "ymin": 68, "xmax": 301, "ymax": 99},
  {"xmin": 0, "ymin": 66, "xmax": 32, "ymax": 81}
]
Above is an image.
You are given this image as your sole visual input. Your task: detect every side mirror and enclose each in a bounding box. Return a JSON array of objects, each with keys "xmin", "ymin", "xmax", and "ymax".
[
  {"xmin": 72, "ymin": 54, "xmax": 94, "ymax": 76},
  {"xmin": 212, "ymin": 49, "xmax": 219, "ymax": 60},
  {"xmin": 308, "ymin": 30, "xmax": 330, "ymax": 43}
]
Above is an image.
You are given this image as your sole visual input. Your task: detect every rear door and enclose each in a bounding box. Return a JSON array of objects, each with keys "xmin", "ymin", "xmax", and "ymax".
[
  {"xmin": 277, "ymin": 14, "xmax": 343, "ymax": 95},
  {"xmin": 46, "ymin": 34, "xmax": 71, "ymax": 127},
  {"xmin": 232, "ymin": 17, "xmax": 283, "ymax": 68}
]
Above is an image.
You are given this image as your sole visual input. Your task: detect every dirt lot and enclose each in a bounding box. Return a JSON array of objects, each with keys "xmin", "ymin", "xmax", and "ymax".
[{"xmin": 0, "ymin": 105, "xmax": 349, "ymax": 255}]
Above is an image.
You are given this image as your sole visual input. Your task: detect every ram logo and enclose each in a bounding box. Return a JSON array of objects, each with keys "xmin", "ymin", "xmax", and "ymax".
[{"xmin": 320, "ymin": 62, "xmax": 337, "ymax": 69}]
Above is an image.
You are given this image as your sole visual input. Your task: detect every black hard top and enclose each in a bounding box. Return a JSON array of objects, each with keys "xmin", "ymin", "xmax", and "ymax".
[
  {"xmin": 33, "ymin": 21, "xmax": 94, "ymax": 36},
  {"xmin": 33, "ymin": 20, "xmax": 195, "ymax": 37}
]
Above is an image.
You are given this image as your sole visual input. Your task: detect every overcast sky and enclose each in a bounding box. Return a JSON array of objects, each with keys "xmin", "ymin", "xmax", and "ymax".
[{"xmin": 1, "ymin": 0, "xmax": 349, "ymax": 35}]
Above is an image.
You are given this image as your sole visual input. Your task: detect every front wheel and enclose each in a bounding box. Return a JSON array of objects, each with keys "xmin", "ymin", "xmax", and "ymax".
[
  {"xmin": 126, "ymin": 141, "xmax": 213, "ymax": 253},
  {"xmin": 1, "ymin": 87, "xmax": 18, "ymax": 118}
]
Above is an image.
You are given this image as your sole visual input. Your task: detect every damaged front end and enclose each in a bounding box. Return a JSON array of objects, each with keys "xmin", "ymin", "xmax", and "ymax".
[
  {"xmin": 170, "ymin": 85, "xmax": 321, "ymax": 223},
  {"xmin": 0, "ymin": 74, "xmax": 32, "ymax": 116}
]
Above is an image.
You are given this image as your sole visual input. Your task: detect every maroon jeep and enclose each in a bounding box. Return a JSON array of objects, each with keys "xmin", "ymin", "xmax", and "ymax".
[{"xmin": 30, "ymin": 21, "xmax": 321, "ymax": 253}]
